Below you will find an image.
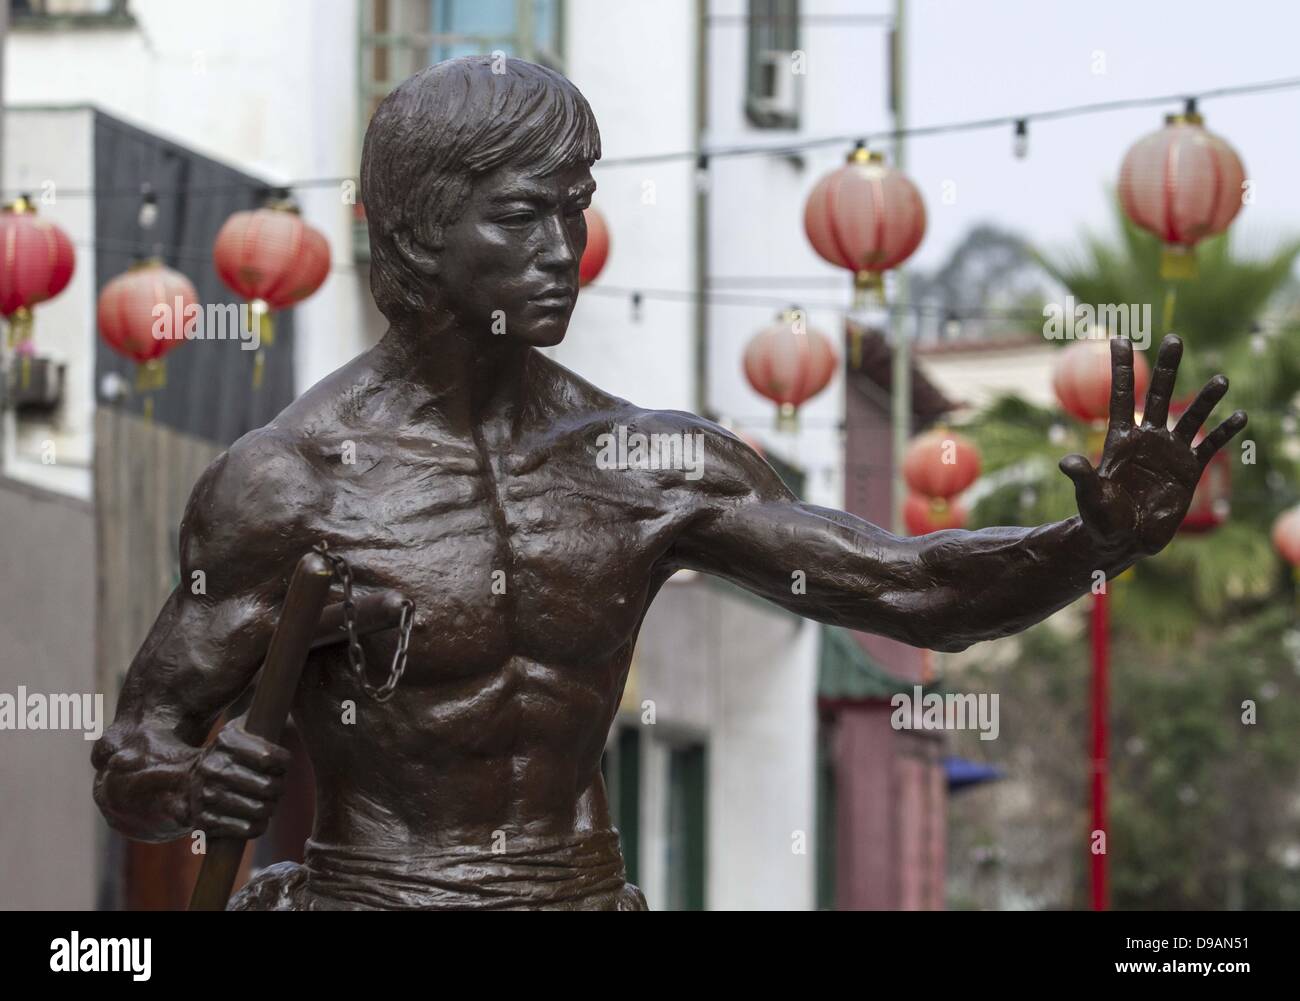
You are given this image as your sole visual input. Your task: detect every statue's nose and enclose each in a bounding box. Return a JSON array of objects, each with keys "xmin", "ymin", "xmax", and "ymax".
[{"xmin": 538, "ymin": 214, "xmax": 578, "ymax": 271}]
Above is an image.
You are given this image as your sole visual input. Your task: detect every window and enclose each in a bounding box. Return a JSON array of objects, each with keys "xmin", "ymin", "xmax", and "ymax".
[
  {"xmin": 666, "ymin": 742, "xmax": 707, "ymax": 911},
  {"xmin": 600, "ymin": 726, "xmax": 642, "ymax": 887},
  {"xmin": 10, "ymin": 0, "xmax": 132, "ymax": 25},
  {"xmin": 360, "ymin": 0, "xmax": 565, "ymax": 131},
  {"xmin": 428, "ymin": 0, "xmax": 563, "ymax": 64},
  {"xmin": 745, "ymin": 0, "xmax": 801, "ymax": 130}
]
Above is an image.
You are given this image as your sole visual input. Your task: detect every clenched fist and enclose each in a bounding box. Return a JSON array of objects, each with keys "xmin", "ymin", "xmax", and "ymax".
[{"xmin": 188, "ymin": 716, "xmax": 291, "ymax": 840}]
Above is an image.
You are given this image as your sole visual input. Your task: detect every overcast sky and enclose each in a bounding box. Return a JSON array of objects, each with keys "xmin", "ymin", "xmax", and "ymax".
[{"xmin": 897, "ymin": 0, "xmax": 1300, "ymax": 271}]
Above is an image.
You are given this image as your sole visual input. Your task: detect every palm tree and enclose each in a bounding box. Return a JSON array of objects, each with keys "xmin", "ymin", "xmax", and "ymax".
[
  {"xmin": 964, "ymin": 207, "xmax": 1300, "ymax": 641},
  {"xmin": 948, "ymin": 207, "xmax": 1300, "ymax": 909}
]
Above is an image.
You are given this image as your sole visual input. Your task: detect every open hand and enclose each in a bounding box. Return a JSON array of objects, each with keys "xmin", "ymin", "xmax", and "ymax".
[{"xmin": 1058, "ymin": 334, "xmax": 1246, "ymax": 559}]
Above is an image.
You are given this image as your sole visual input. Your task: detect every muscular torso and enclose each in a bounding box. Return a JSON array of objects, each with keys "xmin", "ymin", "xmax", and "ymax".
[{"xmin": 275, "ymin": 354, "xmax": 691, "ymax": 850}]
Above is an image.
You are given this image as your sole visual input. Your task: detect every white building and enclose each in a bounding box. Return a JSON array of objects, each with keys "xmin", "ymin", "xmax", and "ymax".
[{"xmin": 0, "ymin": 0, "xmax": 900, "ymax": 910}]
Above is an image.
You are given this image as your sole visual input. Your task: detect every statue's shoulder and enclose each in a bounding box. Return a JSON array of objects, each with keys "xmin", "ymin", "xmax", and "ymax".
[
  {"xmin": 180, "ymin": 424, "xmax": 329, "ymax": 575},
  {"xmin": 624, "ymin": 408, "xmax": 771, "ymax": 492},
  {"xmin": 179, "ymin": 352, "xmax": 396, "ymax": 577},
  {"xmin": 537, "ymin": 353, "xmax": 736, "ymax": 443},
  {"xmin": 213, "ymin": 350, "xmax": 391, "ymax": 479},
  {"xmin": 212, "ymin": 425, "xmax": 325, "ymax": 501},
  {"xmin": 541, "ymin": 359, "xmax": 768, "ymax": 495}
]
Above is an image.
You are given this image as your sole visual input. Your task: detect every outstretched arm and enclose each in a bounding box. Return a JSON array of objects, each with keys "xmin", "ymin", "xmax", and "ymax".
[{"xmin": 672, "ymin": 335, "xmax": 1245, "ymax": 652}]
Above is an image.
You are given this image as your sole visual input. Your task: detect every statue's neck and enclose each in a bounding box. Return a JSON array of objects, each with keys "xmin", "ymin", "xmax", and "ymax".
[{"xmin": 375, "ymin": 320, "xmax": 536, "ymax": 436}]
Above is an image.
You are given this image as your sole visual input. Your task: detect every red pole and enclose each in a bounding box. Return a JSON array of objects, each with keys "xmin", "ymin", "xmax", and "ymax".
[{"xmin": 1090, "ymin": 587, "xmax": 1110, "ymax": 911}]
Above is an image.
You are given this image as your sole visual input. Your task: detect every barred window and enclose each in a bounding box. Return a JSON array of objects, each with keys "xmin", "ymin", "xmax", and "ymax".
[
  {"xmin": 10, "ymin": 0, "xmax": 132, "ymax": 23},
  {"xmin": 745, "ymin": 0, "xmax": 801, "ymax": 130},
  {"xmin": 360, "ymin": 0, "xmax": 565, "ymax": 131}
]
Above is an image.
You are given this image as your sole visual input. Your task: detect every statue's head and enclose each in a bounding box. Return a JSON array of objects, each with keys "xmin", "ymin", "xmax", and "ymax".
[{"xmin": 361, "ymin": 56, "xmax": 602, "ymax": 346}]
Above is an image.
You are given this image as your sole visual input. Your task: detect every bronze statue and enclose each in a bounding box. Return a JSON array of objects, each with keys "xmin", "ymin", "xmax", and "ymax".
[{"xmin": 90, "ymin": 56, "xmax": 1247, "ymax": 910}]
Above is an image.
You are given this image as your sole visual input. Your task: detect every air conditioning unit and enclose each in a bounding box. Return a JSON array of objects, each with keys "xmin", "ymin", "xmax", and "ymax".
[
  {"xmin": 750, "ymin": 49, "xmax": 801, "ymax": 126},
  {"xmin": 4, "ymin": 355, "xmax": 65, "ymax": 415}
]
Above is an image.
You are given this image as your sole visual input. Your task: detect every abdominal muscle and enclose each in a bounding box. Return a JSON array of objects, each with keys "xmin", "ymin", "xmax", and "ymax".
[{"xmin": 291, "ymin": 650, "xmax": 624, "ymax": 853}]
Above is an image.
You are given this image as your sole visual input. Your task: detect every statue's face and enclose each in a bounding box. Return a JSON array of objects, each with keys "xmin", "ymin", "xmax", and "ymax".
[{"xmin": 435, "ymin": 160, "xmax": 595, "ymax": 347}]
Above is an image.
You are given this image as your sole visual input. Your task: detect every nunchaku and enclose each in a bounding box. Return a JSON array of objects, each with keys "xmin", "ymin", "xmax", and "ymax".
[{"xmin": 188, "ymin": 546, "xmax": 411, "ymax": 911}]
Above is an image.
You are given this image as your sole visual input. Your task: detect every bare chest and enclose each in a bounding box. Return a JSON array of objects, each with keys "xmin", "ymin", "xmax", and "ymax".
[{"xmin": 306, "ymin": 437, "xmax": 681, "ymax": 677}]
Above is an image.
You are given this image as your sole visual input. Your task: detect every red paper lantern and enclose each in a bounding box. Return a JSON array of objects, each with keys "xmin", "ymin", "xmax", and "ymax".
[
  {"xmin": 1272, "ymin": 506, "xmax": 1300, "ymax": 567},
  {"xmin": 579, "ymin": 205, "xmax": 609, "ymax": 286},
  {"xmin": 903, "ymin": 491, "xmax": 968, "ymax": 535},
  {"xmin": 804, "ymin": 144, "xmax": 926, "ymax": 301},
  {"xmin": 1053, "ymin": 338, "xmax": 1152, "ymax": 426},
  {"xmin": 1118, "ymin": 103, "xmax": 1245, "ymax": 279},
  {"xmin": 1167, "ymin": 399, "xmax": 1230, "ymax": 534},
  {"xmin": 97, "ymin": 259, "xmax": 197, "ymax": 372},
  {"xmin": 213, "ymin": 200, "xmax": 330, "ymax": 344},
  {"xmin": 743, "ymin": 308, "xmax": 837, "ymax": 429},
  {"xmin": 902, "ymin": 428, "xmax": 981, "ymax": 505},
  {"xmin": 0, "ymin": 195, "xmax": 76, "ymax": 347}
]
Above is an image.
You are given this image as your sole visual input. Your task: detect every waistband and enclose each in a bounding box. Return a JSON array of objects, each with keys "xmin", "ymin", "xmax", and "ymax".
[{"xmin": 302, "ymin": 828, "xmax": 631, "ymax": 910}]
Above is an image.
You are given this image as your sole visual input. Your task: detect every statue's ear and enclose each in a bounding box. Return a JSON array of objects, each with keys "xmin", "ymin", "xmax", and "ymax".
[{"xmin": 392, "ymin": 229, "xmax": 439, "ymax": 277}]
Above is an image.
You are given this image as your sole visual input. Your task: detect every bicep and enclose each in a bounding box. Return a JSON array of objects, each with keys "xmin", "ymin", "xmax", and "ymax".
[
  {"xmin": 676, "ymin": 495, "xmax": 920, "ymax": 611},
  {"xmin": 111, "ymin": 447, "xmax": 290, "ymax": 745},
  {"xmin": 671, "ymin": 431, "xmax": 925, "ymax": 627},
  {"xmin": 113, "ymin": 582, "xmax": 278, "ymax": 747}
]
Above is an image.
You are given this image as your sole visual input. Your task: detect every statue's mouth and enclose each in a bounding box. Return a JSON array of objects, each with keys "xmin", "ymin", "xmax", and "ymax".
[{"xmin": 530, "ymin": 287, "xmax": 576, "ymax": 308}]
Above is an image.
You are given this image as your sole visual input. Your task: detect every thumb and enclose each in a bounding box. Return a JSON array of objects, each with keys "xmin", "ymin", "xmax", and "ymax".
[{"xmin": 1060, "ymin": 453, "xmax": 1103, "ymax": 519}]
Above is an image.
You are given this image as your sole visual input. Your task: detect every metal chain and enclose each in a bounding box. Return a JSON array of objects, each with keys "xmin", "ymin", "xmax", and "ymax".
[{"xmin": 313, "ymin": 542, "xmax": 414, "ymax": 702}]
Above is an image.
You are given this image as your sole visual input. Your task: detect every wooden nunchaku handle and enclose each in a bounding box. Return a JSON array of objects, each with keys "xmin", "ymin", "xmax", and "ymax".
[{"xmin": 188, "ymin": 554, "xmax": 409, "ymax": 911}]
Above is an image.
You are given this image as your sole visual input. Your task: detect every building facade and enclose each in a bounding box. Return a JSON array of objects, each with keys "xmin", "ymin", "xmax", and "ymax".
[{"xmin": 2, "ymin": 0, "xmax": 947, "ymax": 910}]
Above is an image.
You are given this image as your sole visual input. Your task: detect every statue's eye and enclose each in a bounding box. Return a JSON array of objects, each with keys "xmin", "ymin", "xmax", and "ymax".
[{"xmin": 498, "ymin": 211, "xmax": 535, "ymax": 225}]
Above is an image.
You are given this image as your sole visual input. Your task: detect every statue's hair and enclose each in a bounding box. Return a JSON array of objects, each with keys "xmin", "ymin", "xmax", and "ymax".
[{"xmin": 360, "ymin": 56, "xmax": 602, "ymax": 321}]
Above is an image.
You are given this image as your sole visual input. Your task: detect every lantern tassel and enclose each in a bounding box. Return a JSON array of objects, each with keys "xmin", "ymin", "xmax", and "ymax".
[
  {"xmin": 249, "ymin": 299, "xmax": 273, "ymax": 391},
  {"xmin": 1160, "ymin": 246, "xmax": 1197, "ymax": 281},
  {"xmin": 137, "ymin": 361, "xmax": 165, "ymax": 420},
  {"xmin": 249, "ymin": 299, "xmax": 274, "ymax": 348},
  {"xmin": 135, "ymin": 359, "xmax": 166, "ymax": 393},
  {"xmin": 776, "ymin": 402, "xmax": 798, "ymax": 433},
  {"xmin": 852, "ymin": 270, "xmax": 883, "ymax": 311},
  {"xmin": 6, "ymin": 307, "xmax": 33, "ymax": 349},
  {"xmin": 1162, "ymin": 285, "xmax": 1178, "ymax": 335}
]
